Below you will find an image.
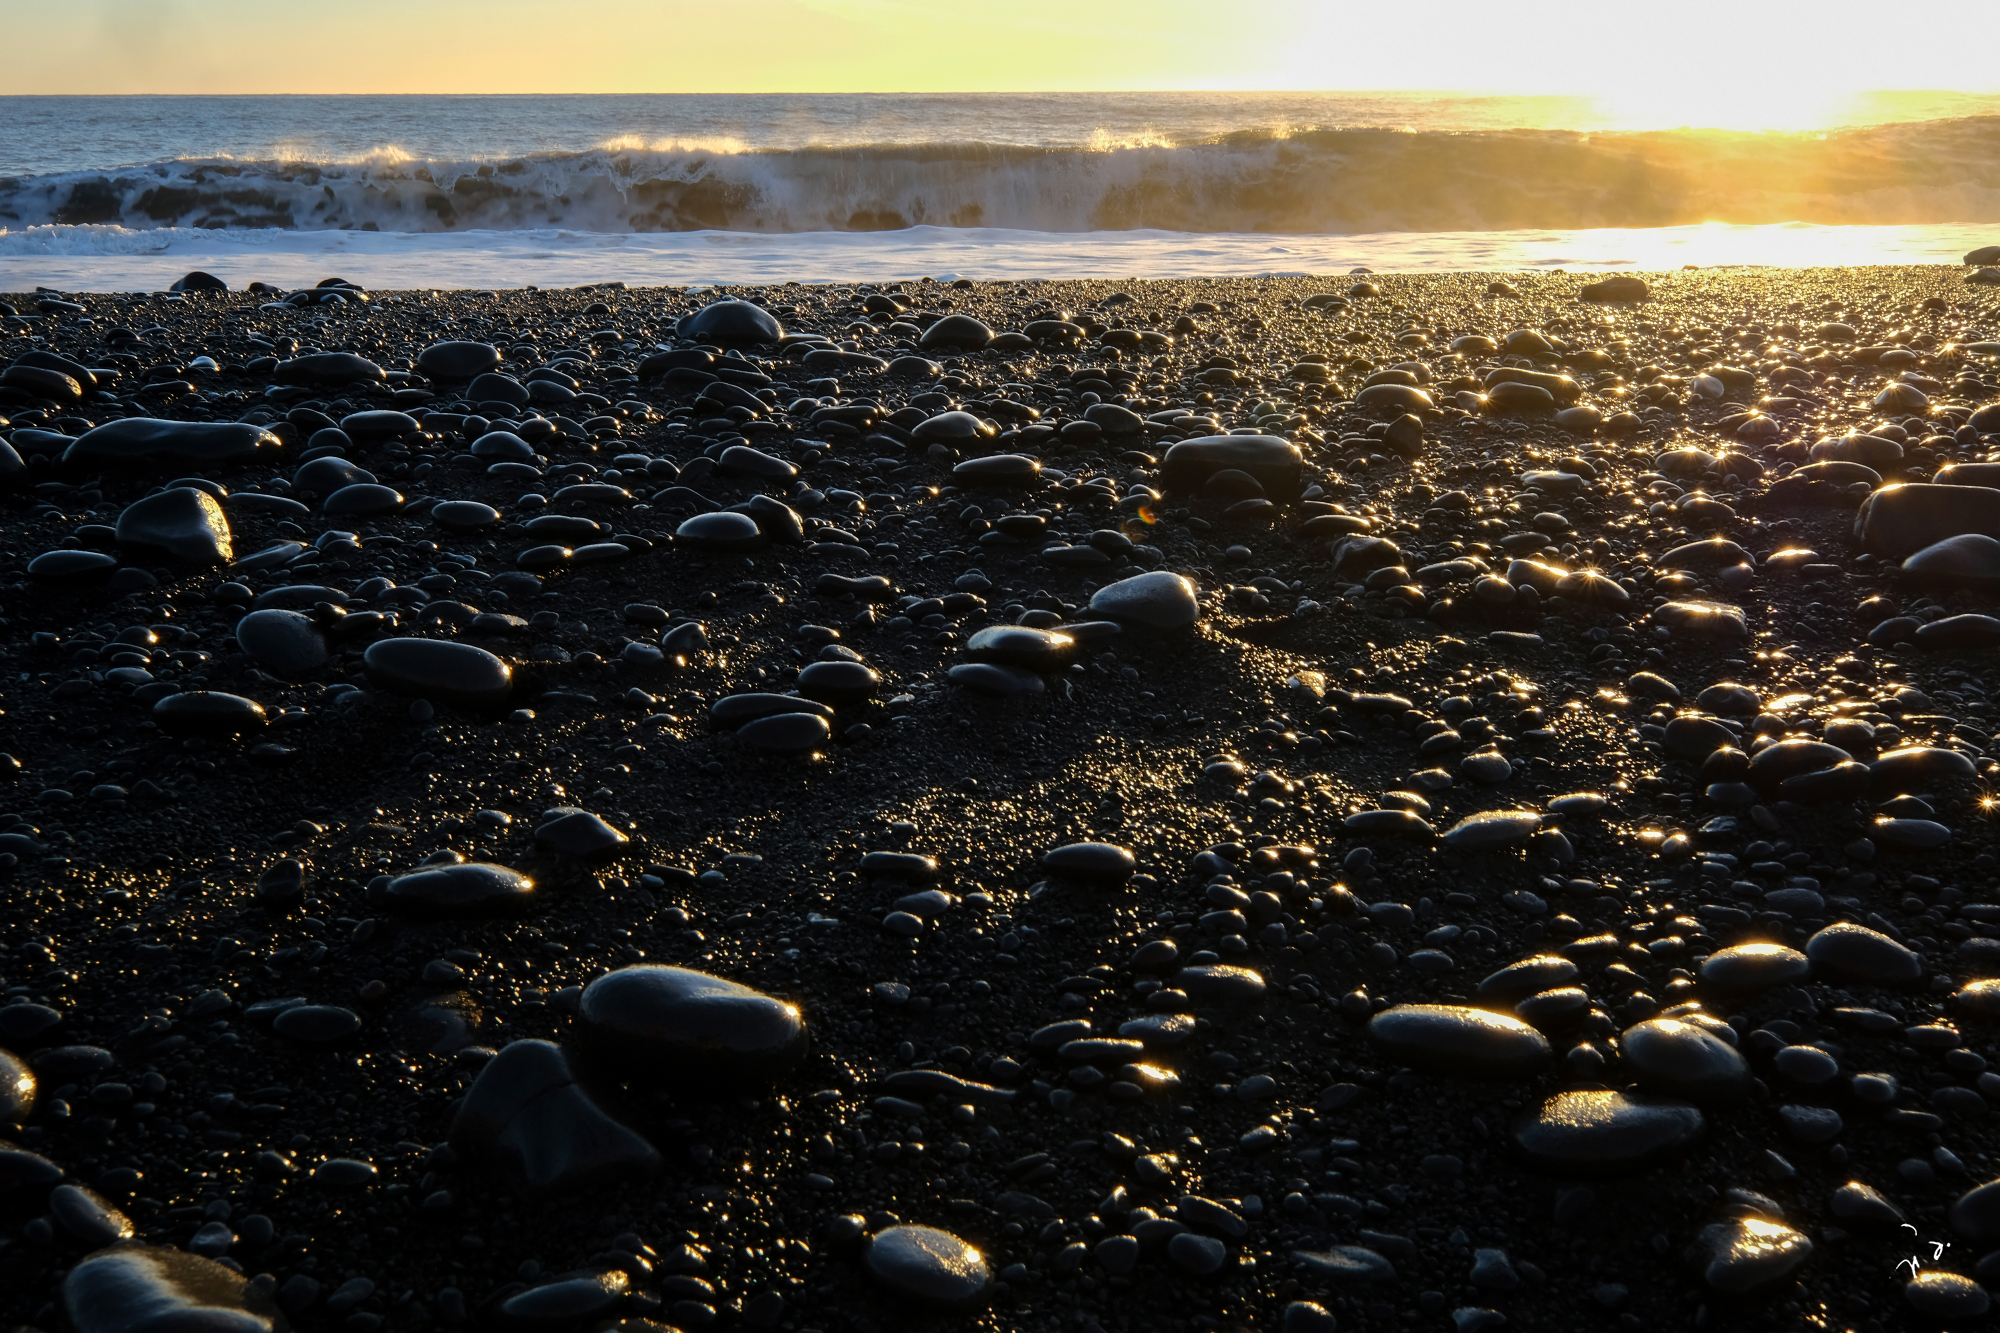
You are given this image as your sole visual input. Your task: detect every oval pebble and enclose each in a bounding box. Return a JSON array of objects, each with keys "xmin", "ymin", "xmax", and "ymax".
[
  {"xmin": 577, "ymin": 965, "xmax": 808, "ymax": 1093},
  {"xmin": 1512, "ymin": 1089, "xmax": 1704, "ymax": 1173},
  {"xmin": 1367, "ymin": 1005, "xmax": 1551, "ymax": 1077},
  {"xmin": 363, "ymin": 638, "xmax": 512, "ymax": 707},
  {"xmin": 863, "ymin": 1225, "xmax": 990, "ymax": 1307}
]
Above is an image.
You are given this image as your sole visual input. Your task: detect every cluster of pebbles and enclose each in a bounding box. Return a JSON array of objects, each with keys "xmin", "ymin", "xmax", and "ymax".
[{"xmin": 4, "ymin": 260, "xmax": 2000, "ymax": 1332}]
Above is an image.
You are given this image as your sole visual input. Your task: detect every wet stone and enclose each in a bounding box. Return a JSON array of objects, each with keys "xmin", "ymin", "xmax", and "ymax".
[
  {"xmin": 1089, "ymin": 571, "xmax": 1200, "ymax": 630},
  {"xmin": 737, "ymin": 711, "xmax": 832, "ymax": 754},
  {"xmin": 451, "ymin": 1038, "xmax": 660, "ymax": 1195},
  {"xmin": 1174, "ymin": 965, "xmax": 1267, "ymax": 1003},
  {"xmin": 370, "ymin": 862, "xmax": 535, "ymax": 917},
  {"xmin": 234, "ymin": 609, "xmax": 332, "ymax": 677},
  {"xmin": 0, "ymin": 1047, "xmax": 34, "ymax": 1122},
  {"xmin": 679, "ymin": 300, "xmax": 784, "ymax": 345},
  {"xmin": 1291, "ymin": 1245, "xmax": 1398, "ymax": 1283},
  {"xmin": 65, "ymin": 418, "xmax": 280, "ymax": 468},
  {"xmin": 1700, "ymin": 943, "xmax": 1809, "ymax": 990},
  {"xmin": 1512, "ymin": 1089, "xmax": 1704, "ymax": 1173},
  {"xmin": 918, "ymin": 315, "xmax": 994, "ymax": 351},
  {"xmin": 1441, "ymin": 810, "xmax": 1541, "ymax": 850},
  {"xmin": 1042, "ymin": 842, "xmax": 1136, "ymax": 884},
  {"xmin": 501, "ymin": 1271, "xmax": 630, "ymax": 1323},
  {"xmin": 535, "ymin": 808, "xmax": 629, "ymax": 858},
  {"xmin": 153, "ymin": 691, "xmax": 267, "ymax": 738},
  {"xmin": 676, "ymin": 511, "xmax": 767, "ymax": 552},
  {"xmin": 1622, "ymin": 1018, "xmax": 1752, "ymax": 1105},
  {"xmin": 1830, "ymin": 1181, "xmax": 1905, "ymax": 1226},
  {"xmin": 115, "ymin": 487, "xmax": 232, "ymax": 562},
  {"xmin": 1161, "ymin": 435, "xmax": 1304, "ymax": 496},
  {"xmin": 1367, "ymin": 1004, "xmax": 1552, "ymax": 1077},
  {"xmin": 796, "ymin": 660, "xmax": 879, "ymax": 704},
  {"xmin": 417, "ymin": 340, "xmax": 502, "ymax": 379},
  {"xmin": 1806, "ymin": 922, "xmax": 1923, "ymax": 983},
  {"xmin": 272, "ymin": 1004, "xmax": 361, "ymax": 1043},
  {"xmin": 577, "ymin": 965, "xmax": 808, "ymax": 1093},
  {"xmin": 1689, "ymin": 1217, "xmax": 1813, "ymax": 1295},
  {"xmin": 952, "ymin": 454, "xmax": 1042, "ymax": 486},
  {"xmin": 1952, "ymin": 1176, "xmax": 2000, "ymax": 1243},
  {"xmin": 64, "ymin": 1244, "xmax": 284, "ymax": 1333},
  {"xmin": 363, "ymin": 637, "xmax": 512, "ymax": 707},
  {"xmin": 948, "ymin": 662, "xmax": 1045, "ymax": 697},
  {"xmin": 1905, "ymin": 1272, "xmax": 1991, "ymax": 1318},
  {"xmin": 863, "ymin": 1224, "xmax": 991, "ymax": 1307}
]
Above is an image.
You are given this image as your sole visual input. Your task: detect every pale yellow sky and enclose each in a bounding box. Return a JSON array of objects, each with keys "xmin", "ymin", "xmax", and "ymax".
[{"xmin": 3, "ymin": 0, "xmax": 1996, "ymax": 102}]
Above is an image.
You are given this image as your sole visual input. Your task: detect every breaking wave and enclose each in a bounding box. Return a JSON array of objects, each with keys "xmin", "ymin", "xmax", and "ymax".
[{"xmin": 4, "ymin": 118, "xmax": 1999, "ymax": 236}]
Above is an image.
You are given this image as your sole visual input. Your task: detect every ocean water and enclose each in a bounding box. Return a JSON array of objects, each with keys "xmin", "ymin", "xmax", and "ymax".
[{"xmin": 2, "ymin": 92, "xmax": 1997, "ymax": 289}]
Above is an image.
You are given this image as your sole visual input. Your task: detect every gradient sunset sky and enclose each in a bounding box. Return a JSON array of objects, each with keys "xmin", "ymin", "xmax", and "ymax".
[{"xmin": 6, "ymin": 0, "xmax": 1997, "ymax": 114}]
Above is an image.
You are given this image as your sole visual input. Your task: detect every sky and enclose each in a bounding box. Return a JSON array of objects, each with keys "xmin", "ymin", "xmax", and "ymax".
[{"xmin": 4, "ymin": 0, "xmax": 1997, "ymax": 110}]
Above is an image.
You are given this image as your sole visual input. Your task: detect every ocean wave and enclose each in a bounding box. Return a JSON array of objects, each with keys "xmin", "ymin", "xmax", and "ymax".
[{"xmin": 4, "ymin": 119, "xmax": 1999, "ymax": 236}]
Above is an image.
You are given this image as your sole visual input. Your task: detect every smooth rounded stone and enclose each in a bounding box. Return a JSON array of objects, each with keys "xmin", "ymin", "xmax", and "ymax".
[
  {"xmin": 468, "ymin": 372, "xmax": 531, "ymax": 407},
  {"xmin": 340, "ymin": 409, "xmax": 420, "ymax": 440},
  {"xmin": 676, "ymin": 511, "xmax": 767, "ymax": 552},
  {"xmin": 1663, "ymin": 716, "xmax": 1734, "ymax": 759},
  {"xmin": 115, "ymin": 487, "xmax": 232, "ymax": 563},
  {"xmin": 1955, "ymin": 979, "xmax": 2000, "ymax": 1022},
  {"xmin": 1873, "ymin": 817, "xmax": 1952, "ymax": 849},
  {"xmin": 3, "ymin": 361, "xmax": 83, "ymax": 402},
  {"xmin": 451, "ymin": 1038, "xmax": 659, "ymax": 1194},
  {"xmin": 1356, "ymin": 383, "xmax": 1436, "ymax": 413},
  {"xmin": 1700, "ymin": 943, "xmax": 1809, "ymax": 991},
  {"xmin": 1915, "ymin": 613, "xmax": 2000, "ymax": 649},
  {"xmin": 0, "ymin": 1047, "xmax": 35, "ymax": 1123},
  {"xmin": 153, "ymin": 691, "xmax": 267, "ymax": 738},
  {"xmin": 275, "ymin": 350, "xmax": 383, "ymax": 386},
  {"xmin": 65, "ymin": 1244, "xmax": 283, "ymax": 1333},
  {"xmin": 322, "ymin": 482, "xmax": 404, "ymax": 516},
  {"xmin": 796, "ymin": 660, "xmax": 880, "ymax": 704},
  {"xmin": 1282, "ymin": 1301, "xmax": 1339, "ymax": 1333},
  {"xmin": 1460, "ymin": 751, "xmax": 1512, "ymax": 783},
  {"xmin": 363, "ymin": 638, "xmax": 511, "ymax": 707},
  {"xmin": 51, "ymin": 1183, "xmax": 134, "ymax": 1246},
  {"xmin": 1653, "ymin": 600, "xmax": 1749, "ymax": 638},
  {"xmin": 471, "ymin": 429, "xmax": 537, "ymax": 461},
  {"xmin": 1812, "ymin": 432, "xmax": 1905, "ymax": 467},
  {"xmin": 1858, "ymin": 484, "xmax": 2000, "ymax": 559},
  {"xmin": 577, "ymin": 965, "xmax": 807, "ymax": 1093},
  {"xmin": 1089, "ymin": 571, "xmax": 1199, "ymax": 630},
  {"xmin": 1906, "ymin": 1272, "xmax": 1991, "ymax": 1318},
  {"xmin": 1477, "ymin": 955, "xmax": 1579, "ymax": 1001},
  {"xmin": 31, "ymin": 1044, "xmax": 114, "ymax": 1082},
  {"xmin": 1747, "ymin": 740, "xmax": 1850, "ymax": 793},
  {"xmin": 234, "ymin": 610, "xmax": 331, "ymax": 677},
  {"xmin": 711, "ymin": 693, "xmax": 834, "ymax": 727},
  {"xmin": 678, "ymin": 300, "xmax": 784, "ymax": 345},
  {"xmin": 1162, "ymin": 435, "xmax": 1304, "ymax": 497},
  {"xmin": 535, "ymin": 808, "xmax": 629, "ymax": 859},
  {"xmin": 1174, "ymin": 965, "xmax": 1267, "ymax": 1002},
  {"xmin": 863, "ymin": 1225, "xmax": 991, "ymax": 1307},
  {"xmin": 918, "ymin": 314, "xmax": 994, "ymax": 351},
  {"xmin": 1041, "ymin": 842, "xmax": 1136, "ymax": 884},
  {"xmin": 1902, "ymin": 534, "xmax": 2000, "ymax": 590},
  {"xmin": 951, "ymin": 454, "xmax": 1042, "ymax": 486},
  {"xmin": 370, "ymin": 862, "xmax": 534, "ymax": 918},
  {"xmin": 272, "ymin": 1004, "xmax": 361, "ymax": 1043},
  {"xmin": 948, "ymin": 662, "xmax": 1046, "ymax": 697},
  {"xmin": 1831, "ymin": 1181, "xmax": 1906, "ymax": 1226},
  {"xmin": 1513, "ymin": 1089, "xmax": 1703, "ymax": 1173},
  {"xmin": 65, "ymin": 418, "xmax": 280, "ymax": 471},
  {"xmin": 417, "ymin": 340, "xmax": 502, "ymax": 379},
  {"xmin": 717, "ymin": 444, "xmax": 799, "ymax": 481},
  {"xmin": 293, "ymin": 455, "xmax": 375, "ymax": 496},
  {"xmin": 1368, "ymin": 1005, "xmax": 1551, "ymax": 1077},
  {"xmin": 1441, "ymin": 809, "xmax": 1541, "ymax": 850},
  {"xmin": 251, "ymin": 583, "xmax": 345, "ymax": 611},
  {"xmin": 1555, "ymin": 569, "xmax": 1630, "ymax": 608},
  {"xmin": 1689, "ymin": 1217, "xmax": 1813, "ymax": 1295},
  {"xmin": 1806, "ymin": 922, "xmax": 1923, "ymax": 983},
  {"xmin": 1779, "ymin": 1104, "xmax": 1844, "ymax": 1143},
  {"xmin": 499, "ymin": 1271, "xmax": 630, "ymax": 1322},
  {"xmin": 1168, "ymin": 1231, "xmax": 1228, "ymax": 1275},
  {"xmin": 1622, "ymin": 1018, "xmax": 1753, "ymax": 1105},
  {"xmin": 965, "ymin": 625, "xmax": 1075, "ymax": 672},
  {"xmin": 737, "ymin": 711, "xmax": 832, "ymax": 754},
  {"xmin": 914, "ymin": 410, "xmax": 996, "ymax": 444},
  {"xmin": 1342, "ymin": 808, "xmax": 1436, "ymax": 837},
  {"xmin": 1871, "ymin": 745, "xmax": 1978, "ymax": 789},
  {"xmin": 1952, "ymin": 1177, "xmax": 2000, "ymax": 1242},
  {"xmin": 1291, "ymin": 1245, "xmax": 1398, "ymax": 1283},
  {"xmin": 0, "ymin": 1005, "xmax": 59, "ymax": 1046},
  {"xmin": 29, "ymin": 549, "xmax": 118, "ymax": 579},
  {"xmin": 433, "ymin": 500, "xmax": 502, "ymax": 531}
]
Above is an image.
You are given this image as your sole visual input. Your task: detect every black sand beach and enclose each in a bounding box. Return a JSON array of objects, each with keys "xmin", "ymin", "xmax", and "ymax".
[{"xmin": 4, "ymin": 263, "xmax": 2000, "ymax": 1332}]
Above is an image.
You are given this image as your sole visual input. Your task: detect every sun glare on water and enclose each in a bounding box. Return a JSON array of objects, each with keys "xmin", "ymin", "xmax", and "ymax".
[{"xmin": 1583, "ymin": 80, "xmax": 1869, "ymax": 133}]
